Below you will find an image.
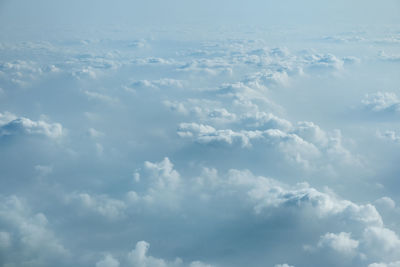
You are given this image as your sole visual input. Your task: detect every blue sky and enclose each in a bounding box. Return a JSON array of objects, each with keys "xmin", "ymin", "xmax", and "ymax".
[{"xmin": 1, "ymin": 1, "xmax": 400, "ymax": 267}]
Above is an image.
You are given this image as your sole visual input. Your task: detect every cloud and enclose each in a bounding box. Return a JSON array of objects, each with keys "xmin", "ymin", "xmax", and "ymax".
[
  {"xmin": 0, "ymin": 60, "xmax": 46, "ymax": 87},
  {"xmin": 177, "ymin": 122, "xmax": 266, "ymax": 148},
  {"xmin": 379, "ymin": 51, "xmax": 400, "ymax": 62},
  {"xmin": 73, "ymin": 67, "xmax": 97, "ymax": 80},
  {"xmin": 317, "ymin": 232, "xmax": 359, "ymax": 255},
  {"xmin": 0, "ymin": 112, "xmax": 63, "ymax": 139},
  {"xmin": 362, "ymin": 92, "xmax": 400, "ymax": 113},
  {"xmin": 84, "ymin": 91, "xmax": 119, "ymax": 104},
  {"xmin": 369, "ymin": 262, "xmax": 400, "ymax": 267},
  {"xmin": 225, "ymin": 169, "xmax": 382, "ymax": 226},
  {"xmin": 321, "ymin": 35, "xmax": 365, "ymax": 43},
  {"xmin": 216, "ymin": 82, "xmax": 272, "ymax": 105},
  {"xmin": 143, "ymin": 157, "xmax": 181, "ymax": 190},
  {"xmin": 0, "ymin": 195, "xmax": 68, "ymax": 267},
  {"xmin": 66, "ymin": 192, "xmax": 127, "ymax": 220},
  {"xmin": 244, "ymin": 70, "xmax": 290, "ymax": 88},
  {"xmin": 96, "ymin": 254, "xmax": 120, "ymax": 267},
  {"xmin": 125, "ymin": 160, "xmax": 392, "ymax": 264},
  {"xmin": 127, "ymin": 241, "xmax": 181, "ymax": 267},
  {"xmin": 132, "ymin": 57, "xmax": 177, "ymax": 66},
  {"xmin": 363, "ymin": 226, "xmax": 400, "ymax": 259},
  {"xmin": 303, "ymin": 53, "xmax": 344, "ymax": 70},
  {"xmin": 375, "ymin": 197, "xmax": 396, "ymax": 210},
  {"xmin": 178, "ymin": 58, "xmax": 233, "ymax": 76},
  {"xmin": 125, "ymin": 241, "xmax": 213, "ymax": 267},
  {"xmin": 129, "ymin": 78, "xmax": 183, "ymax": 90},
  {"xmin": 1, "ymin": 22, "xmax": 400, "ymax": 267},
  {"xmin": 88, "ymin": 127, "xmax": 105, "ymax": 138},
  {"xmin": 177, "ymin": 120, "xmax": 356, "ymax": 169},
  {"xmin": 378, "ymin": 130, "xmax": 400, "ymax": 143},
  {"xmin": 129, "ymin": 157, "xmax": 182, "ymax": 208}
]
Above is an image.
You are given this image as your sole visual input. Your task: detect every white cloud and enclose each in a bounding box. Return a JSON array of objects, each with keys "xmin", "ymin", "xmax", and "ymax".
[
  {"xmin": 144, "ymin": 157, "xmax": 181, "ymax": 191},
  {"xmin": 0, "ymin": 112, "xmax": 63, "ymax": 139},
  {"xmin": 127, "ymin": 241, "xmax": 180, "ymax": 267},
  {"xmin": 369, "ymin": 262, "xmax": 400, "ymax": 267},
  {"xmin": 303, "ymin": 53, "xmax": 344, "ymax": 70},
  {"xmin": 177, "ymin": 122, "xmax": 265, "ymax": 148},
  {"xmin": 84, "ymin": 91, "xmax": 119, "ymax": 104},
  {"xmin": 0, "ymin": 195, "xmax": 68, "ymax": 266},
  {"xmin": 177, "ymin": 120, "xmax": 356, "ymax": 169},
  {"xmin": 178, "ymin": 58, "xmax": 233, "ymax": 76},
  {"xmin": 189, "ymin": 261, "xmax": 213, "ymax": 267},
  {"xmin": 1, "ymin": 24, "xmax": 400, "ymax": 267},
  {"xmin": 317, "ymin": 232, "xmax": 359, "ymax": 255},
  {"xmin": 66, "ymin": 192, "xmax": 126, "ymax": 220},
  {"xmin": 245, "ymin": 70, "xmax": 290, "ymax": 88},
  {"xmin": 217, "ymin": 82, "xmax": 271, "ymax": 106},
  {"xmin": 132, "ymin": 57, "xmax": 177, "ymax": 66},
  {"xmin": 129, "ymin": 78, "xmax": 183, "ymax": 90},
  {"xmin": 375, "ymin": 197, "xmax": 396, "ymax": 210},
  {"xmin": 239, "ymin": 111, "xmax": 292, "ymax": 131},
  {"xmin": 0, "ymin": 60, "xmax": 45, "ymax": 87},
  {"xmin": 0, "ymin": 111, "xmax": 17, "ymax": 125},
  {"xmin": 226, "ymin": 169, "xmax": 383, "ymax": 226},
  {"xmin": 379, "ymin": 51, "xmax": 400, "ymax": 62},
  {"xmin": 96, "ymin": 254, "xmax": 120, "ymax": 267},
  {"xmin": 88, "ymin": 128, "xmax": 105, "ymax": 138},
  {"xmin": 363, "ymin": 226, "xmax": 400, "ymax": 258},
  {"xmin": 378, "ymin": 130, "xmax": 400, "ymax": 143},
  {"xmin": 362, "ymin": 92, "xmax": 400, "ymax": 113},
  {"xmin": 73, "ymin": 67, "xmax": 97, "ymax": 79},
  {"xmin": 126, "ymin": 241, "xmax": 213, "ymax": 267}
]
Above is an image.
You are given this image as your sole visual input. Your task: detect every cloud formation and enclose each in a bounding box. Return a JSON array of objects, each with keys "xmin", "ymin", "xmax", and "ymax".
[
  {"xmin": 0, "ymin": 112, "xmax": 63, "ymax": 138},
  {"xmin": 1, "ymin": 14, "xmax": 400, "ymax": 267}
]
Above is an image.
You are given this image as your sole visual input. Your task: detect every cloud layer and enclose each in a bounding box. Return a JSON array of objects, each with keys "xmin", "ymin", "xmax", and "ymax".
[{"xmin": 1, "ymin": 9, "xmax": 400, "ymax": 267}]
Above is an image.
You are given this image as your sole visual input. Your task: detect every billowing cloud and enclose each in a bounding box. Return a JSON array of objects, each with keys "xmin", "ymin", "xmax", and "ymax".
[
  {"xmin": 0, "ymin": 195, "xmax": 68, "ymax": 267},
  {"xmin": 317, "ymin": 232, "xmax": 359, "ymax": 255},
  {"xmin": 362, "ymin": 92, "xmax": 400, "ymax": 113},
  {"xmin": 0, "ymin": 112, "xmax": 63, "ymax": 138}
]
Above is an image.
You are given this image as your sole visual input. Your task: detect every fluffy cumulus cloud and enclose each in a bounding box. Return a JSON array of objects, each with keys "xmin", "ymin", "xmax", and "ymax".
[
  {"xmin": 317, "ymin": 232, "xmax": 359, "ymax": 255},
  {"xmin": 362, "ymin": 92, "xmax": 400, "ymax": 113},
  {"xmin": 1, "ymin": 3, "xmax": 400, "ymax": 267},
  {"xmin": 0, "ymin": 112, "xmax": 63, "ymax": 138},
  {"xmin": 0, "ymin": 60, "xmax": 52, "ymax": 87},
  {"xmin": 0, "ymin": 195, "xmax": 68, "ymax": 267},
  {"xmin": 177, "ymin": 120, "xmax": 355, "ymax": 170},
  {"xmin": 125, "ymin": 241, "xmax": 212, "ymax": 267},
  {"xmin": 53, "ymin": 157, "xmax": 394, "ymax": 265}
]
